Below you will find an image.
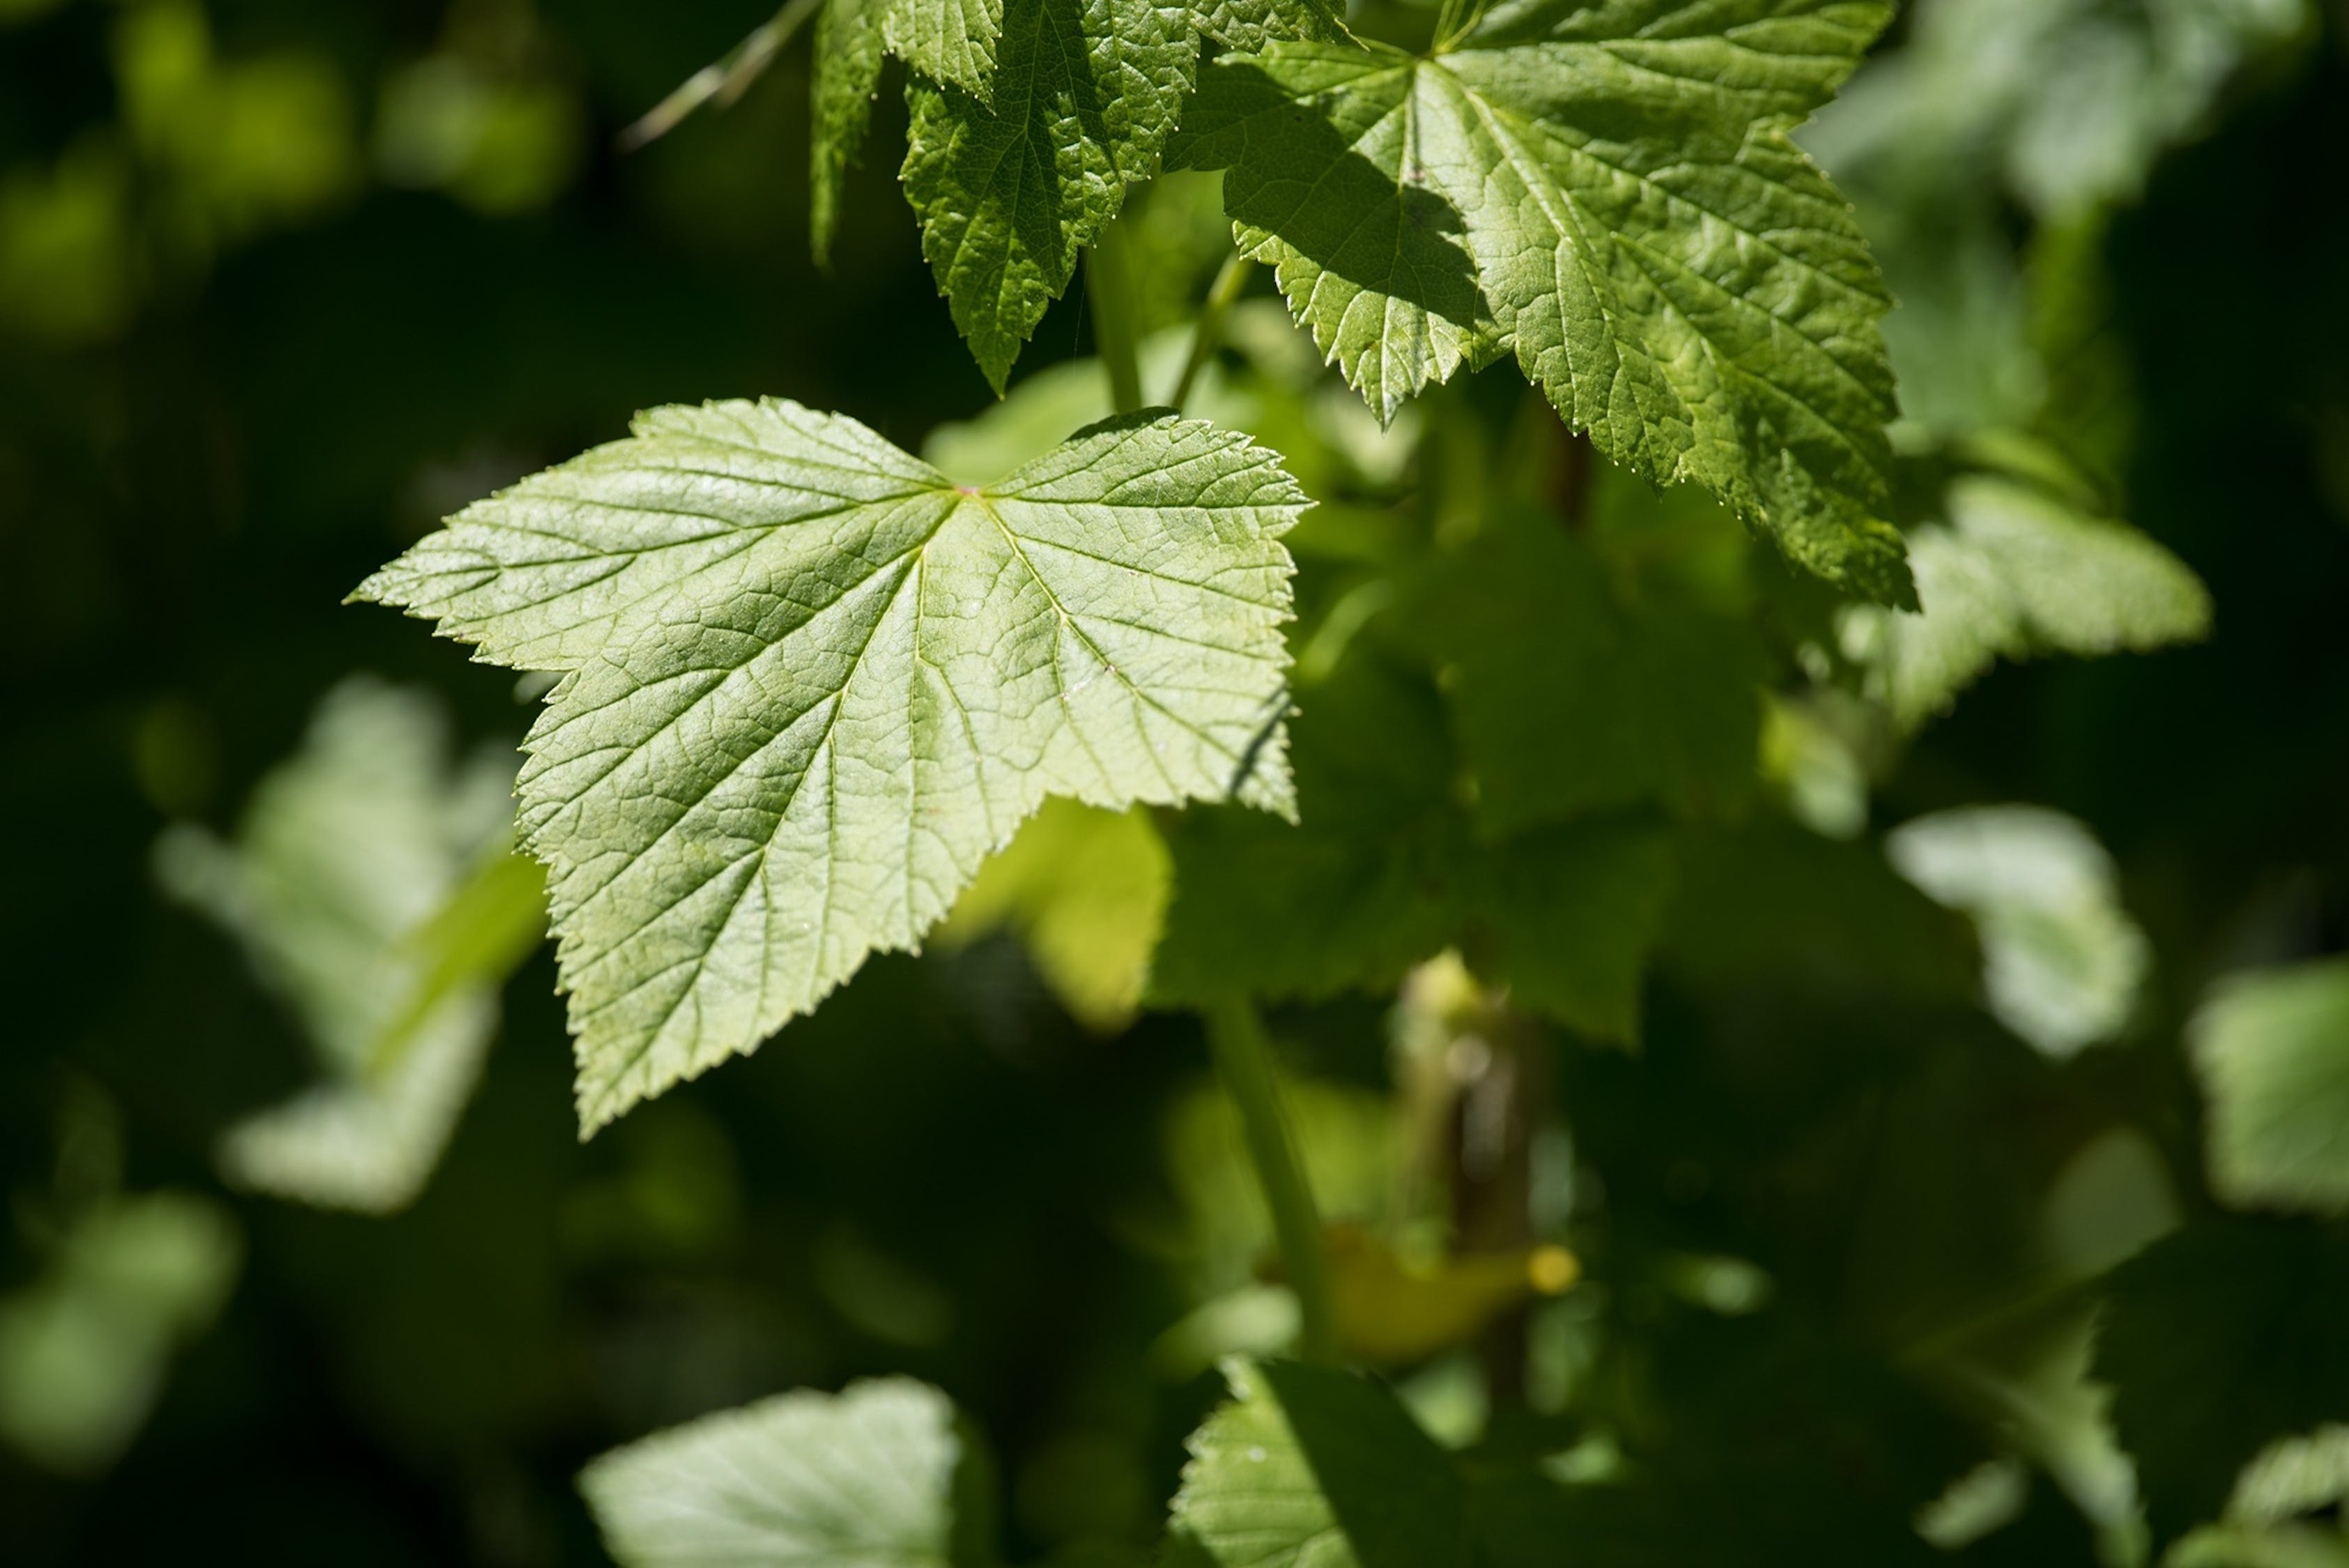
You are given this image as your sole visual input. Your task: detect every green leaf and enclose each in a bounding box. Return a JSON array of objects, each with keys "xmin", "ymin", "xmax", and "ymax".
[
  {"xmin": 1886, "ymin": 806, "xmax": 2150, "ymax": 1059},
  {"xmin": 1470, "ymin": 817, "xmax": 1674, "ymax": 1041},
  {"xmin": 356, "ymin": 401, "xmax": 1303, "ymax": 1133},
  {"xmin": 152, "ymin": 677, "xmax": 529, "ymax": 1212},
  {"xmin": 1168, "ymin": 1, "xmax": 1914, "ymax": 602},
  {"xmin": 2191, "ymin": 960, "xmax": 2349, "ymax": 1216},
  {"xmin": 1409, "ymin": 513, "xmax": 1766, "ymax": 835},
  {"xmin": 578, "ymin": 1378, "xmax": 984, "ymax": 1567},
  {"xmin": 812, "ymin": 0, "xmax": 891, "ymax": 267},
  {"xmin": 933, "ymin": 798, "xmax": 1171, "ymax": 1031},
  {"xmin": 886, "ymin": 0, "xmax": 1006, "ymax": 98},
  {"xmin": 1840, "ymin": 474, "xmax": 2210, "ymax": 730},
  {"xmin": 0, "ymin": 1192, "xmax": 241, "ymax": 1476},
  {"xmin": 1151, "ymin": 652, "xmax": 1460, "ymax": 1006},
  {"xmin": 2096, "ymin": 1220, "xmax": 2349, "ymax": 1545},
  {"xmin": 901, "ymin": 0, "xmax": 1196, "ymax": 392},
  {"xmin": 1805, "ymin": 0, "xmax": 2313, "ymax": 223},
  {"xmin": 1164, "ymin": 1359, "xmax": 1470, "ymax": 1568},
  {"xmin": 1151, "ymin": 651, "xmax": 1672, "ymax": 1041},
  {"xmin": 1190, "ymin": 0, "xmax": 1342, "ymax": 56}
]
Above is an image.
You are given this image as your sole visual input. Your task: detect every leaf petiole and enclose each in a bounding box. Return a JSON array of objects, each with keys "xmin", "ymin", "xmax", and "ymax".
[
  {"xmin": 1086, "ymin": 218, "xmax": 1146, "ymax": 415},
  {"xmin": 1205, "ymin": 997, "xmax": 1337, "ymax": 1364},
  {"xmin": 619, "ymin": 0, "xmax": 824, "ymax": 152},
  {"xmin": 1171, "ymin": 252, "xmax": 1256, "ymax": 414}
]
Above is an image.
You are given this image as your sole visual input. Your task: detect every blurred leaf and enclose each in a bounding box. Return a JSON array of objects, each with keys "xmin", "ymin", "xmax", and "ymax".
[
  {"xmin": 2229, "ymin": 1424, "xmax": 2349, "ymax": 1523},
  {"xmin": 1153, "ymin": 650, "xmax": 1674, "ymax": 1038},
  {"xmin": 0, "ymin": 1192, "xmax": 241, "ymax": 1476},
  {"xmin": 1467, "ymin": 817, "xmax": 1674, "ymax": 1043},
  {"xmin": 1808, "ymin": 0, "xmax": 2312, "ymax": 224},
  {"xmin": 935, "ymin": 799, "xmax": 1170, "ymax": 1032},
  {"xmin": 1842, "ymin": 474, "xmax": 2210, "ymax": 731},
  {"xmin": 114, "ymin": 0, "xmax": 355, "ymax": 243},
  {"xmin": 2169, "ymin": 1523, "xmax": 2349, "ymax": 1568},
  {"xmin": 1152, "ymin": 652, "xmax": 1459, "ymax": 1006},
  {"xmin": 359, "ymin": 401, "xmax": 1303, "ymax": 1132},
  {"xmin": 1410, "ymin": 514, "xmax": 1765, "ymax": 836},
  {"xmin": 2097, "ymin": 1220, "xmax": 2349, "ymax": 1544},
  {"xmin": 153, "ymin": 677, "xmax": 527, "ymax": 1213},
  {"xmin": 0, "ymin": 139, "xmax": 137, "ymax": 344},
  {"xmin": 1164, "ymin": 1359, "xmax": 1470, "ymax": 1568},
  {"xmin": 1168, "ymin": 4, "xmax": 1913, "ymax": 602},
  {"xmin": 2191, "ymin": 959, "xmax": 2349, "ymax": 1215},
  {"xmin": 375, "ymin": 58, "xmax": 581, "ymax": 215},
  {"xmin": 1887, "ymin": 806, "xmax": 2151, "ymax": 1057},
  {"xmin": 1164, "ymin": 1074, "xmax": 1394, "ymax": 1293},
  {"xmin": 579, "ymin": 1378, "xmax": 988, "ymax": 1567}
]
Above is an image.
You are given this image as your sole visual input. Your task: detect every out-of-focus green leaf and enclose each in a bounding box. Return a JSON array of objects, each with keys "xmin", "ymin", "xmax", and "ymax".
[
  {"xmin": 374, "ymin": 57, "xmax": 582, "ymax": 215},
  {"xmin": 2170, "ymin": 1523, "xmax": 2349, "ymax": 1568},
  {"xmin": 1808, "ymin": 0, "xmax": 2312, "ymax": 224},
  {"xmin": 1887, "ymin": 806, "xmax": 2150, "ymax": 1058},
  {"xmin": 934, "ymin": 799, "xmax": 1169, "ymax": 1032},
  {"xmin": 1164, "ymin": 1075, "xmax": 1394, "ymax": 1294},
  {"xmin": 0, "ymin": 1192, "xmax": 241, "ymax": 1475},
  {"xmin": 114, "ymin": 0, "xmax": 355, "ymax": 240},
  {"xmin": 1410, "ymin": 514, "xmax": 1766, "ymax": 836},
  {"xmin": 579, "ymin": 1378, "xmax": 985, "ymax": 1567},
  {"xmin": 1164, "ymin": 1359, "xmax": 1470, "ymax": 1568},
  {"xmin": 1468, "ymin": 818, "xmax": 1674, "ymax": 1043},
  {"xmin": 1167, "ymin": 2, "xmax": 1914, "ymax": 602},
  {"xmin": 2190, "ymin": 959, "xmax": 2349, "ymax": 1215},
  {"xmin": 153, "ymin": 677, "xmax": 528, "ymax": 1213},
  {"xmin": 1842, "ymin": 475, "xmax": 2210, "ymax": 730},
  {"xmin": 358, "ymin": 401, "xmax": 1303, "ymax": 1132},
  {"xmin": 1151, "ymin": 651, "xmax": 1674, "ymax": 1040},
  {"xmin": 1151, "ymin": 652, "xmax": 1459, "ymax": 1006}
]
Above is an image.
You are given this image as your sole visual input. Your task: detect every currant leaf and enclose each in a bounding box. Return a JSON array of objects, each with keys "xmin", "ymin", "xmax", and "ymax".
[{"xmin": 357, "ymin": 401, "xmax": 1302, "ymax": 1132}]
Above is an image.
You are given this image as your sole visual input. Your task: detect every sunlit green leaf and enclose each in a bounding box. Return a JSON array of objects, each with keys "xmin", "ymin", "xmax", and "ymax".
[
  {"xmin": 1165, "ymin": 1360, "xmax": 1470, "ymax": 1568},
  {"xmin": 934, "ymin": 798, "xmax": 1170, "ymax": 1031},
  {"xmin": 1841, "ymin": 475, "xmax": 2210, "ymax": 730},
  {"xmin": 1169, "ymin": 1, "xmax": 1913, "ymax": 601},
  {"xmin": 153, "ymin": 677, "xmax": 530, "ymax": 1212},
  {"xmin": 1887, "ymin": 806, "xmax": 2150, "ymax": 1058},
  {"xmin": 579, "ymin": 1378, "xmax": 983, "ymax": 1567},
  {"xmin": 357, "ymin": 401, "xmax": 1303, "ymax": 1132}
]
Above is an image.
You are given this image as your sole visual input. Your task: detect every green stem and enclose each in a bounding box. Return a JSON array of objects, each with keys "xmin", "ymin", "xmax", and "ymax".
[
  {"xmin": 1086, "ymin": 220, "xmax": 1146, "ymax": 415},
  {"xmin": 1171, "ymin": 253, "xmax": 1254, "ymax": 413},
  {"xmin": 618, "ymin": 0, "xmax": 822, "ymax": 151},
  {"xmin": 1205, "ymin": 997, "xmax": 1336, "ymax": 1364}
]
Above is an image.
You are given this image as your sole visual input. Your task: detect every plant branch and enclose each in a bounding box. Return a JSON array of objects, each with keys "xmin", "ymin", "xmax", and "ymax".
[
  {"xmin": 1171, "ymin": 253, "xmax": 1255, "ymax": 413},
  {"xmin": 619, "ymin": 0, "xmax": 823, "ymax": 152},
  {"xmin": 1086, "ymin": 220, "xmax": 1146, "ymax": 416},
  {"xmin": 1205, "ymin": 997, "xmax": 1336, "ymax": 1364}
]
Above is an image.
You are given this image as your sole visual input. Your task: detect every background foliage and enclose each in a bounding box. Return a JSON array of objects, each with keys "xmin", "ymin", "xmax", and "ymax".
[{"xmin": 4, "ymin": 0, "xmax": 2349, "ymax": 1563}]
